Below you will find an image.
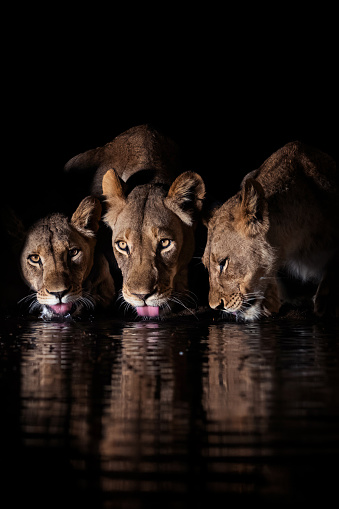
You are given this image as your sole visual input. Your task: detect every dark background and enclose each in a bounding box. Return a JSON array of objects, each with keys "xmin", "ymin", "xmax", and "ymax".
[
  {"xmin": 1, "ymin": 15, "xmax": 339, "ymax": 508},
  {"xmin": 3, "ymin": 11, "xmax": 336, "ymax": 227},
  {"xmin": 1, "ymin": 7, "xmax": 336, "ymax": 315},
  {"xmin": 0, "ymin": 10, "xmax": 337, "ymax": 313}
]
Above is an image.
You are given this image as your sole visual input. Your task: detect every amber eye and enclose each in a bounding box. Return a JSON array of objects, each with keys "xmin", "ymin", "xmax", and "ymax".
[
  {"xmin": 160, "ymin": 239, "xmax": 172, "ymax": 250},
  {"xmin": 28, "ymin": 254, "xmax": 41, "ymax": 264},
  {"xmin": 116, "ymin": 240, "xmax": 129, "ymax": 253},
  {"xmin": 69, "ymin": 248, "xmax": 80, "ymax": 258}
]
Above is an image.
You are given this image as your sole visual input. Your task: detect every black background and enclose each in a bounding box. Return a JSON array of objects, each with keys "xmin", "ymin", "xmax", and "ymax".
[
  {"xmin": 0, "ymin": 9, "xmax": 337, "ymax": 310},
  {"xmin": 3, "ymin": 11, "xmax": 337, "ymax": 225}
]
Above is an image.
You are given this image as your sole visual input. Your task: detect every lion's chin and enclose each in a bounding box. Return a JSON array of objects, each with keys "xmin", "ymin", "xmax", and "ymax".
[{"xmin": 232, "ymin": 301, "xmax": 266, "ymax": 322}]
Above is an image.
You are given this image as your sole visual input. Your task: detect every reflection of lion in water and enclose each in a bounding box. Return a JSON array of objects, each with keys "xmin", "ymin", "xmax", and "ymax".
[
  {"xmin": 65, "ymin": 125, "xmax": 205, "ymax": 318},
  {"xmin": 203, "ymin": 142, "xmax": 339, "ymax": 321},
  {"xmin": 20, "ymin": 196, "xmax": 115, "ymax": 319}
]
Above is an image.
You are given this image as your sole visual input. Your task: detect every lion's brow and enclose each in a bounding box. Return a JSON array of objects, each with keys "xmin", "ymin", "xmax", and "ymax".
[
  {"xmin": 43, "ymin": 224, "xmax": 57, "ymax": 267},
  {"xmin": 137, "ymin": 186, "xmax": 155, "ymax": 224}
]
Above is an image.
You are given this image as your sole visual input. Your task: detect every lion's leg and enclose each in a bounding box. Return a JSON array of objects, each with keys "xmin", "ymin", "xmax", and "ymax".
[
  {"xmin": 263, "ymin": 277, "xmax": 283, "ymax": 316},
  {"xmin": 314, "ymin": 250, "xmax": 339, "ymax": 318}
]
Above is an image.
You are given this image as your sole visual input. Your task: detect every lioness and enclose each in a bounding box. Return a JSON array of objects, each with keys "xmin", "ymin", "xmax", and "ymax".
[
  {"xmin": 20, "ymin": 196, "xmax": 115, "ymax": 319},
  {"xmin": 65, "ymin": 125, "xmax": 205, "ymax": 318},
  {"xmin": 203, "ymin": 141, "xmax": 339, "ymax": 321}
]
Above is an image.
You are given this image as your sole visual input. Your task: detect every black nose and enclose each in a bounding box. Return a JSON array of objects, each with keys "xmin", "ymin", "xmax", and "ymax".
[
  {"xmin": 215, "ymin": 299, "xmax": 225, "ymax": 310},
  {"xmin": 46, "ymin": 288, "xmax": 71, "ymax": 301}
]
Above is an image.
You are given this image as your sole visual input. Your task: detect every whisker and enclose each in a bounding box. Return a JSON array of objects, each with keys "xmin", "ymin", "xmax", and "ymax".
[
  {"xmin": 114, "ymin": 290, "xmax": 137, "ymax": 318},
  {"xmin": 163, "ymin": 301, "xmax": 172, "ymax": 313},
  {"xmin": 116, "ymin": 290, "xmax": 126, "ymax": 307},
  {"xmin": 169, "ymin": 296, "xmax": 198, "ymax": 319},
  {"xmin": 259, "ymin": 276, "xmax": 290, "ymax": 280},
  {"xmin": 18, "ymin": 293, "xmax": 36, "ymax": 305},
  {"xmin": 80, "ymin": 296, "xmax": 95, "ymax": 310},
  {"xmin": 28, "ymin": 299, "xmax": 41, "ymax": 313},
  {"xmin": 171, "ymin": 290, "xmax": 198, "ymax": 307},
  {"xmin": 244, "ymin": 295, "xmax": 265, "ymax": 303},
  {"xmin": 18, "ymin": 292, "xmax": 41, "ymax": 314}
]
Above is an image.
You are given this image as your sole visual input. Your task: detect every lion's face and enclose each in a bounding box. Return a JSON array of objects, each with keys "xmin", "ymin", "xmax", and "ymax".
[
  {"xmin": 103, "ymin": 169, "xmax": 205, "ymax": 317},
  {"xmin": 203, "ymin": 179, "xmax": 278, "ymax": 321},
  {"xmin": 20, "ymin": 197, "xmax": 102, "ymax": 319}
]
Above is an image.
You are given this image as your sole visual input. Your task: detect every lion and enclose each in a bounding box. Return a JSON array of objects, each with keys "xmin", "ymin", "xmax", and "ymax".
[
  {"xmin": 64, "ymin": 125, "xmax": 205, "ymax": 318},
  {"xmin": 20, "ymin": 196, "xmax": 115, "ymax": 319},
  {"xmin": 202, "ymin": 141, "xmax": 339, "ymax": 321}
]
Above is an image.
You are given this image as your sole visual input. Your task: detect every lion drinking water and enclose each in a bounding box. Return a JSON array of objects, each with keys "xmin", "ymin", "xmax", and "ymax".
[
  {"xmin": 20, "ymin": 196, "xmax": 115, "ymax": 319},
  {"xmin": 202, "ymin": 142, "xmax": 338, "ymax": 321},
  {"xmin": 65, "ymin": 125, "xmax": 205, "ymax": 318}
]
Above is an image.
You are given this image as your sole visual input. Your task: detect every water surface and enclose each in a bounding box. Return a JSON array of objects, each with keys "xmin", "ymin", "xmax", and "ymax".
[{"xmin": 1, "ymin": 315, "xmax": 339, "ymax": 508}]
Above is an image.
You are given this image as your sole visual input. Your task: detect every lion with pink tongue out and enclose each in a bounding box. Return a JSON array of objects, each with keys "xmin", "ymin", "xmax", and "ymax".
[
  {"xmin": 64, "ymin": 125, "xmax": 205, "ymax": 318},
  {"xmin": 20, "ymin": 197, "xmax": 115, "ymax": 319}
]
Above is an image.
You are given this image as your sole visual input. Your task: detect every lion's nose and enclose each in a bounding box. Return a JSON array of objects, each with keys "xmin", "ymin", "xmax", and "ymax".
[
  {"xmin": 132, "ymin": 289, "xmax": 157, "ymax": 302},
  {"xmin": 215, "ymin": 299, "xmax": 225, "ymax": 310},
  {"xmin": 46, "ymin": 288, "xmax": 71, "ymax": 301},
  {"xmin": 209, "ymin": 293, "xmax": 224, "ymax": 310}
]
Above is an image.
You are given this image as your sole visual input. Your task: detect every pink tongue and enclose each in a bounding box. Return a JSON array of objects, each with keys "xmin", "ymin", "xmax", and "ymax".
[
  {"xmin": 49, "ymin": 303, "xmax": 73, "ymax": 315},
  {"xmin": 136, "ymin": 306, "xmax": 159, "ymax": 317}
]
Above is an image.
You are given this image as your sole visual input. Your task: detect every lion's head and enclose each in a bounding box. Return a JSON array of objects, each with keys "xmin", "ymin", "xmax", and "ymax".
[
  {"xmin": 102, "ymin": 168, "xmax": 205, "ymax": 317},
  {"xmin": 20, "ymin": 196, "xmax": 114, "ymax": 319},
  {"xmin": 202, "ymin": 178, "xmax": 280, "ymax": 321}
]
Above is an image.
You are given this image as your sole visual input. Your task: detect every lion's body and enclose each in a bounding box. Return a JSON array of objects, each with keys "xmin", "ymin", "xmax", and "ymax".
[
  {"xmin": 65, "ymin": 124, "xmax": 181, "ymax": 195},
  {"xmin": 65, "ymin": 125, "xmax": 205, "ymax": 318},
  {"xmin": 203, "ymin": 142, "xmax": 339, "ymax": 320},
  {"xmin": 20, "ymin": 197, "xmax": 115, "ymax": 319}
]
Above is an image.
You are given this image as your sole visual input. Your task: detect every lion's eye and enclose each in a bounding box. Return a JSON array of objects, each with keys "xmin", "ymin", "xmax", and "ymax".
[
  {"xmin": 28, "ymin": 254, "xmax": 41, "ymax": 264},
  {"xmin": 219, "ymin": 257, "xmax": 229, "ymax": 273},
  {"xmin": 69, "ymin": 248, "xmax": 80, "ymax": 258},
  {"xmin": 160, "ymin": 239, "xmax": 172, "ymax": 250},
  {"xmin": 116, "ymin": 240, "xmax": 129, "ymax": 253}
]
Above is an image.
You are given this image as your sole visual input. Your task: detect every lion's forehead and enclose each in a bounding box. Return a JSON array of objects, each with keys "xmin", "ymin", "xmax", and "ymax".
[
  {"xmin": 114, "ymin": 193, "xmax": 183, "ymax": 241},
  {"xmin": 131, "ymin": 188, "xmax": 167, "ymax": 218},
  {"xmin": 209, "ymin": 228, "xmax": 243, "ymax": 260},
  {"xmin": 24, "ymin": 222, "xmax": 82, "ymax": 256}
]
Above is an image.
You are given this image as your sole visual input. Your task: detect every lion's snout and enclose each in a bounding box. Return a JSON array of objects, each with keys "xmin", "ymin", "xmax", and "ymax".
[
  {"xmin": 123, "ymin": 284, "xmax": 161, "ymax": 307},
  {"xmin": 209, "ymin": 291, "xmax": 243, "ymax": 313},
  {"xmin": 46, "ymin": 287, "xmax": 72, "ymax": 302},
  {"xmin": 131, "ymin": 289, "xmax": 157, "ymax": 304}
]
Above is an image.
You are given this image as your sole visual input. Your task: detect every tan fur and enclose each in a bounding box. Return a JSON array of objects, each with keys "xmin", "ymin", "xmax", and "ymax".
[
  {"xmin": 65, "ymin": 125, "xmax": 205, "ymax": 315},
  {"xmin": 203, "ymin": 142, "xmax": 339, "ymax": 321},
  {"xmin": 65, "ymin": 124, "xmax": 182, "ymax": 196},
  {"xmin": 20, "ymin": 197, "xmax": 115, "ymax": 319}
]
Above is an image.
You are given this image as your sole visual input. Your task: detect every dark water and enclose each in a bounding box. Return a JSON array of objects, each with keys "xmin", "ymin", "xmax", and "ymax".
[{"xmin": 1, "ymin": 314, "xmax": 339, "ymax": 508}]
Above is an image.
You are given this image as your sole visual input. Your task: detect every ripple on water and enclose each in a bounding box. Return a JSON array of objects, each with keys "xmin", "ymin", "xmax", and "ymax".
[{"xmin": 1, "ymin": 316, "xmax": 339, "ymax": 506}]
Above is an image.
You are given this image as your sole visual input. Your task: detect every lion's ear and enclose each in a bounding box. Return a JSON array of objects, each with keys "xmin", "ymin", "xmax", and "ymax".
[
  {"xmin": 71, "ymin": 196, "xmax": 102, "ymax": 236},
  {"xmin": 165, "ymin": 171, "xmax": 205, "ymax": 226},
  {"xmin": 237, "ymin": 178, "xmax": 268, "ymax": 236},
  {"xmin": 102, "ymin": 169, "xmax": 126, "ymax": 225}
]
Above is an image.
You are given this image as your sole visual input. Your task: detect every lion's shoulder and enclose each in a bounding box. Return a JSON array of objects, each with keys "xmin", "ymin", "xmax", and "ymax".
[
  {"xmin": 64, "ymin": 124, "xmax": 182, "ymax": 197},
  {"xmin": 255, "ymin": 141, "xmax": 337, "ymax": 196}
]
